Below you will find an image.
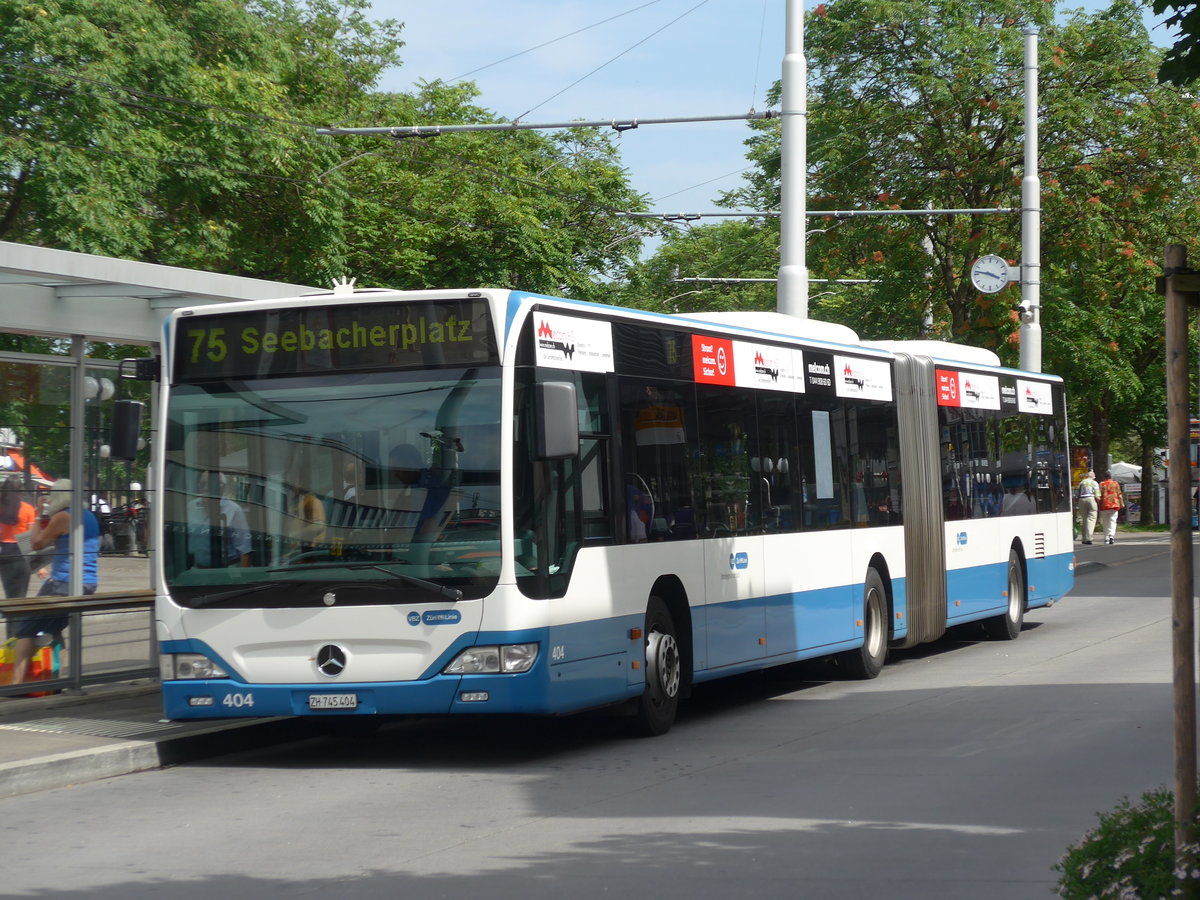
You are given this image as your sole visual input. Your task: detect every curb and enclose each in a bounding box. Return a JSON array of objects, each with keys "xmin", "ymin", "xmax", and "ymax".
[{"xmin": 0, "ymin": 717, "xmax": 310, "ymax": 800}]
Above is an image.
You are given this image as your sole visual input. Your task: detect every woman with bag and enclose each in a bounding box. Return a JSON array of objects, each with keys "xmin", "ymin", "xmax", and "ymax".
[
  {"xmin": 0, "ymin": 478, "xmax": 35, "ymax": 599},
  {"xmin": 10, "ymin": 479, "xmax": 99, "ymax": 684}
]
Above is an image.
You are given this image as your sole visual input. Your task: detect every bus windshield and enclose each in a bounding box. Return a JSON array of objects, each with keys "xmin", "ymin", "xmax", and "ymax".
[{"xmin": 162, "ymin": 367, "xmax": 503, "ymax": 607}]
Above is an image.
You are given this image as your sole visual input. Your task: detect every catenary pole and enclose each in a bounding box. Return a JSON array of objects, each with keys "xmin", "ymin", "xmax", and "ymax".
[
  {"xmin": 1164, "ymin": 243, "xmax": 1198, "ymax": 887},
  {"xmin": 777, "ymin": 0, "xmax": 807, "ymax": 318},
  {"xmin": 1018, "ymin": 28, "xmax": 1042, "ymax": 372}
]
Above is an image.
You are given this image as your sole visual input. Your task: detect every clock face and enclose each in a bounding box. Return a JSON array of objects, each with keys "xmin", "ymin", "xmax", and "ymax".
[{"xmin": 970, "ymin": 255, "xmax": 1011, "ymax": 294}]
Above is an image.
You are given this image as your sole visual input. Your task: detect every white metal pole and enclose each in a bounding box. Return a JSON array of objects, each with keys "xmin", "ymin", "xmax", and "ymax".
[
  {"xmin": 777, "ymin": 0, "xmax": 808, "ymax": 318},
  {"xmin": 1019, "ymin": 28, "xmax": 1042, "ymax": 372}
]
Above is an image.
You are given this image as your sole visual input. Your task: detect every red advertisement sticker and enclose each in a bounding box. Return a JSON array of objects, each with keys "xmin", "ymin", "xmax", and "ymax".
[{"xmin": 692, "ymin": 335, "xmax": 736, "ymax": 385}]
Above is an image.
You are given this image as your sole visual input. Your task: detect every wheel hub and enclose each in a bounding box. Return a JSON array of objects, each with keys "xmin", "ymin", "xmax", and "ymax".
[{"xmin": 646, "ymin": 630, "xmax": 681, "ymax": 699}]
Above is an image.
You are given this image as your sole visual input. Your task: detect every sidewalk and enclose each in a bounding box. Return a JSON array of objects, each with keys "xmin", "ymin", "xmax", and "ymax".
[
  {"xmin": 0, "ymin": 531, "xmax": 1176, "ymax": 802},
  {"xmin": 0, "ymin": 680, "xmax": 307, "ymax": 800}
]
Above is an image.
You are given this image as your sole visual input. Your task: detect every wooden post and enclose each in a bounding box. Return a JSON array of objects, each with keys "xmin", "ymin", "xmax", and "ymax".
[{"xmin": 1164, "ymin": 243, "xmax": 1198, "ymax": 885}]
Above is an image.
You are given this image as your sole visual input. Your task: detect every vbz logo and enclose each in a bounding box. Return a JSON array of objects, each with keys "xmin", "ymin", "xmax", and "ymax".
[{"xmin": 729, "ymin": 552, "xmax": 749, "ymax": 571}]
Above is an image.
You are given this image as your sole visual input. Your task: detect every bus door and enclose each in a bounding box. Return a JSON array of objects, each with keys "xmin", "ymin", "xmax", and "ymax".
[{"xmin": 696, "ymin": 385, "xmax": 768, "ymax": 669}]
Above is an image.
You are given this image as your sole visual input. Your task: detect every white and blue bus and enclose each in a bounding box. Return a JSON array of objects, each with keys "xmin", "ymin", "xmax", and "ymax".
[{"xmin": 148, "ymin": 285, "xmax": 1073, "ymax": 734}]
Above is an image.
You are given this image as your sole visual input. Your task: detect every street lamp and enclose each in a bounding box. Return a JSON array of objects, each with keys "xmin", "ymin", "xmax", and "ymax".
[{"xmin": 83, "ymin": 376, "xmax": 115, "ymax": 516}]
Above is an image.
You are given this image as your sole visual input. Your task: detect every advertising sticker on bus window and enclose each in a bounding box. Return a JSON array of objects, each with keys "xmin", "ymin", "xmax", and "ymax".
[
  {"xmin": 1016, "ymin": 379, "xmax": 1054, "ymax": 415},
  {"xmin": 533, "ymin": 313, "xmax": 614, "ymax": 373},
  {"xmin": 691, "ymin": 335, "xmax": 736, "ymax": 385},
  {"xmin": 834, "ymin": 355, "xmax": 892, "ymax": 401},
  {"xmin": 732, "ymin": 342, "xmax": 803, "ymax": 393},
  {"xmin": 804, "ymin": 351, "xmax": 836, "ymax": 395},
  {"xmin": 936, "ymin": 369, "xmax": 1001, "ymax": 410}
]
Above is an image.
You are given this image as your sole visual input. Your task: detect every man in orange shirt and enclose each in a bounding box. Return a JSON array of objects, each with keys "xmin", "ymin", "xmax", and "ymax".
[{"xmin": 0, "ymin": 479, "xmax": 36, "ymax": 598}]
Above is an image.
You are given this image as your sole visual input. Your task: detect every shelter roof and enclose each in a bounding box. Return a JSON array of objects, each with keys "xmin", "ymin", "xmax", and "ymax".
[{"xmin": 0, "ymin": 241, "xmax": 316, "ymax": 345}]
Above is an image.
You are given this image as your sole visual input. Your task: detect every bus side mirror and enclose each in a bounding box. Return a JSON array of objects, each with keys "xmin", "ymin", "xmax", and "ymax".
[
  {"xmin": 109, "ymin": 400, "xmax": 144, "ymax": 461},
  {"xmin": 536, "ymin": 381, "xmax": 579, "ymax": 460}
]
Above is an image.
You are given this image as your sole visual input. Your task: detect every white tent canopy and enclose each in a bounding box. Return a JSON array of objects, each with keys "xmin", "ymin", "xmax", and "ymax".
[{"xmin": 1110, "ymin": 462, "xmax": 1143, "ymax": 484}]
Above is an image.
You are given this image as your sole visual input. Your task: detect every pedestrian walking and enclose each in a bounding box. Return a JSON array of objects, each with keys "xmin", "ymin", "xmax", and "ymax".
[
  {"xmin": 0, "ymin": 478, "xmax": 36, "ymax": 598},
  {"xmin": 1097, "ymin": 471, "xmax": 1125, "ymax": 545},
  {"xmin": 1076, "ymin": 470, "xmax": 1099, "ymax": 544}
]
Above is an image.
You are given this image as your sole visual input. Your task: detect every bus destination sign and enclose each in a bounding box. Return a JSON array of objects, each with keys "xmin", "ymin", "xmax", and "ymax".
[{"xmin": 173, "ymin": 298, "xmax": 498, "ymax": 381}]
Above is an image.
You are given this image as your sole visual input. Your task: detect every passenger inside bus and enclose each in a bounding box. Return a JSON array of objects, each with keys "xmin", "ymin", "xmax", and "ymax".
[
  {"xmin": 388, "ymin": 443, "xmax": 425, "ymax": 490},
  {"xmin": 187, "ymin": 471, "xmax": 252, "ymax": 567},
  {"xmin": 1001, "ymin": 478, "xmax": 1036, "ymax": 515}
]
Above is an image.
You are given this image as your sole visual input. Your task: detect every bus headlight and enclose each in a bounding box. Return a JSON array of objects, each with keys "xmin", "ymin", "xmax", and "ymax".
[
  {"xmin": 160, "ymin": 653, "xmax": 229, "ymax": 680},
  {"xmin": 444, "ymin": 643, "xmax": 538, "ymax": 675},
  {"xmin": 500, "ymin": 643, "xmax": 538, "ymax": 673}
]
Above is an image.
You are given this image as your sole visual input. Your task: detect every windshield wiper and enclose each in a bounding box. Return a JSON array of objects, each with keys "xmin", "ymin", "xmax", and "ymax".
[
  {"xmin": 267, "ymin": 561, "xmax": 463, "ymax": 602},
  {"xmin": 188, "ymin": 583, "xmax": 278, "ymax": 609}
]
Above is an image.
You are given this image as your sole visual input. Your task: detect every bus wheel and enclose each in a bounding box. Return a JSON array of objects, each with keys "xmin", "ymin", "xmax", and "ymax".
[
  {"xmin": 840, "ymin": 568, "xmax": 887, "ymax": 679},
  {"xmin": 633, "ymin": 596, "xmax": 681, "ymax": 736},
  {"xmin": 985, "ymin": 549, "xmax": 1026, "ymax": 641}
]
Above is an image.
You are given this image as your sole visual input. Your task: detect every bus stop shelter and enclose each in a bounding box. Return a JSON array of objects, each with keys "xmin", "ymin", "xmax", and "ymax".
[{"xmin": 0, "ymin": 240, "xmax": 315, "ymax": 693}]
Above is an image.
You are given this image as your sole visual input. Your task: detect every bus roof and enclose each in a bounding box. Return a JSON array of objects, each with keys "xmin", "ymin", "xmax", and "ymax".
[{"xmin": 864, "ymin": 340, "xmax": 1000, "ymax": 368}]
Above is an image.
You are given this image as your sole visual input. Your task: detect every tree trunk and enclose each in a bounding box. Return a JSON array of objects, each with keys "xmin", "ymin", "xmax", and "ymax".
[
  {"xmin": 1139, "ymin": 435, "xmax": 1157, "ymax": 526},
  {"xmin": 1089, "ymin": 406, "xmax": 1111, "ymax": 477}
]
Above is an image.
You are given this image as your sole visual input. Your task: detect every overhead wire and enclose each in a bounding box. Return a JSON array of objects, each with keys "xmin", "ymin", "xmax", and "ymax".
[
  {"xmin": 1, "ymin": 5, "xmax": 795, "ymax": 271},
  {"xmin": 512, "ymin": 0, "xmax": 714, "ymax": 122},
  {"xmin": 0, "ymin": 56, "xmax": 644, "ymax": 216},
  {"xmin": 750, "ymin": 0, "xmax": 769, "ymax": 111},
  {"xmin": 447, "ymin": 0, "xmax": 668, "ymax": 84}
]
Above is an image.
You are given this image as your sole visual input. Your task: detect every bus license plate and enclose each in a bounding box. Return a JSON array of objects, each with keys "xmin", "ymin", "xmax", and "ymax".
[{"xmin": 308, "ymin": 693, "xmax": 357, "ymax": 710}]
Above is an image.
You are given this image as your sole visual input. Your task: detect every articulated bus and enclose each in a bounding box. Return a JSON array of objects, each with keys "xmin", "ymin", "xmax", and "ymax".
[{"xmin": 146, "ymin": 286, "xmax": 1074, "ymax": 734}]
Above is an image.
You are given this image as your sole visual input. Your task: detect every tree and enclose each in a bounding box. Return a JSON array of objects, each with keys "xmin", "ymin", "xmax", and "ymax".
[
  {"xmin": 0, "ymin": 0, "xmax": 651, "ymax": 295},
  {"xmin": 623, "ymin": 0, "xmax": 1200, "ymax": 471},
  {"xmin": 330, "ymin": 82, "xmax": 651, "ymax": 301},
  {"xmin": 619, "ymin": 219, "xmax": 778, "ymax": 313},
  {"xmin": 1151, "ymin": 1, "xmax": 1200, "ymax": 85},
  {"xmin": 0, "ymin": 0, "xmax": 410, "ymax": 283}
]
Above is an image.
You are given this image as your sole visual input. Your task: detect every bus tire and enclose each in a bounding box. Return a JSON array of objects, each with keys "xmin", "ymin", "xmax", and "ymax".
[
  {"xmin": 839, "ymin": 568, "xmax": 888, "ymax": 679},
  {"xmin": 985, "ymin": 549, "xmax": 1026, "ymax": 641},
  {"xmin": 632, "ymin": 596, "xmax": 681, "ymax": 736}
]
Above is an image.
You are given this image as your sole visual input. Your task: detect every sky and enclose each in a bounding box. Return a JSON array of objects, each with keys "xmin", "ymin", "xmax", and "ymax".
[{"xmin": 366, "ymin": 1, "xmax": 1177, "ymax": 234}]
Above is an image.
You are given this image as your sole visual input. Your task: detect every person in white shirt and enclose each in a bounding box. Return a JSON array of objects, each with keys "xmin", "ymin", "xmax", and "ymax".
[
  {"xmin": 1076, "ymin": 470, "xmax": 1099, "ymax": 544},
  {"xmin": 188, "ymin": 471, "xmax": 252, "ymax": 567}
]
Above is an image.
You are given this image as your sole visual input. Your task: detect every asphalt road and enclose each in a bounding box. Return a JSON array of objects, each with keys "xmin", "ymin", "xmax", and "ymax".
[{"xmin": 0, "ymin": 535, "xmax": 1181, "ymax": 899}]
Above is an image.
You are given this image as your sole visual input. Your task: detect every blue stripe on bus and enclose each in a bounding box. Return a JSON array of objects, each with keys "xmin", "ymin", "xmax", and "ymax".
[
  {"xmin": 945, "ymin": 550, "xmax": 1073, "ymax": 622},
  {"xmin": 160, "ymin": 553, "xmax": 1070, "ymax": 720}
]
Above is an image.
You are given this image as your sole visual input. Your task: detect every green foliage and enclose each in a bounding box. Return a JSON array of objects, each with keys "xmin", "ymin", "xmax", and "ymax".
[
  {"xmin": 1055, "ymin": 785, "xmax": 1200, "ymax": 899},
  {"xmin": 1152, "ymin": 2, "xmax": 1200, "ymax": 86},
  {"xmin": 0, "ymin": 0, "xmax": 403, "ymax": 282},
  {"xmin": 619, "ymin": 219, "xmax": 777, "ymax": 313},
  {"xmin": 335, "ymin": 89, "xmax": 651, "ymax": 299},
  {"xmin": 622, "ymin": 0, "xmax": 1200, "ymax": 466},
  {"xmin": 0, "ymin": 0, "xmax": 650, "ymax": 296}
]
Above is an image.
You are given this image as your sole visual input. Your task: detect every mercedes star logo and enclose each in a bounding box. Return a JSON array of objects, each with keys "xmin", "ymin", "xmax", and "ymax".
[{"xmin": 316, "ymin": 644, "xmax": 347, "ymax": 677}]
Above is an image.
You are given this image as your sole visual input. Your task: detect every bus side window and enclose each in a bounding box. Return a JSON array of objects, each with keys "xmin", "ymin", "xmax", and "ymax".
[
  {"xmin": 800, "ymin": 400, "xmax": 851, "ymax": 530},
  {"xmin": 755, "ymin": 392, "xmax": 801, "ymax": 533},
  {"xmin": 696, "ymin": 385, "xmax": 757, "ymax": 536},
  {"xmin": 619, "ymin": 379, "xmax": 697, "ymax": 544}
]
